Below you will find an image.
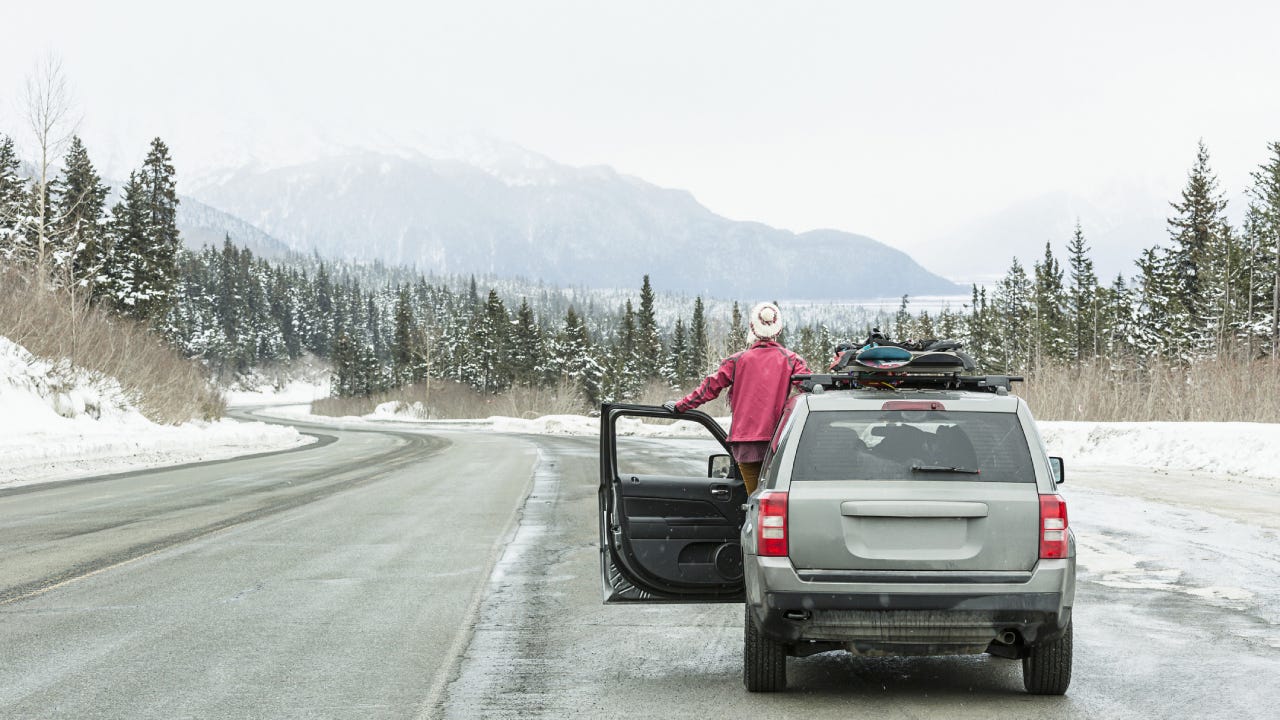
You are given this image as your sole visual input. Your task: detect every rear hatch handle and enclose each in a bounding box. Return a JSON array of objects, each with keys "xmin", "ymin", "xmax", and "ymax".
[{"xmin": 840, "ymin": 501, "xmax": 989, "ymax": 518}]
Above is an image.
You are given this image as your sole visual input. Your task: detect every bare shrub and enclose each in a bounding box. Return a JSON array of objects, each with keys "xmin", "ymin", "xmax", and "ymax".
[
  {"xmin": 0, "ymin": 264, "xmax": 224, "ymax": 422},
  {"xmin": 1018, "ymin": 359, "xmax": 1280, "ymax": 422}
]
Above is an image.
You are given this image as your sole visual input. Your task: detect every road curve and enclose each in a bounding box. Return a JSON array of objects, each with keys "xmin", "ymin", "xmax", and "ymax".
[{"xmin": 0, "ymin": 411, "xmax": 536, "ymax": 718}]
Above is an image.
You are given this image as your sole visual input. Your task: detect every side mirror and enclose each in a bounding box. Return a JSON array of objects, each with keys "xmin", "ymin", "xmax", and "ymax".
[
  {"xmin": 708, "ymin": 453, "xmax": 734, "ymax": 479},
  {"xmin": 1049, "ymin": 456, "xmax": 1065, "ymax": 485}
]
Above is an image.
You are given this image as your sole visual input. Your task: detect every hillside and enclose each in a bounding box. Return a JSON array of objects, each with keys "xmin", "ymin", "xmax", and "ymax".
[{"xmin": 187, "ymin": 147, "xmax": 965, "ymax": 300}]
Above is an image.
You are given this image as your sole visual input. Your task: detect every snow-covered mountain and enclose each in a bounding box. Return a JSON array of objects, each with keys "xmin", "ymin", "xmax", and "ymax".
[
  {"xmin": 186, "ymin": 145, "xmax": 965, "ymax": 300},
  {"xmin": 98, "ymin": 179, "xmax": 292, "ymax": 259}
]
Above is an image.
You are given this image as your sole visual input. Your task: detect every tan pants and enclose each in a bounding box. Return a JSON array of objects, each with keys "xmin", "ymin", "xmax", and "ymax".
[{"xmin": 739, "ymin": 461, "xmax": 762, "ymax": 495}]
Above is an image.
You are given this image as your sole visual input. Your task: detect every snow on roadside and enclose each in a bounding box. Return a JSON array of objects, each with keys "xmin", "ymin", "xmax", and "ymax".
[
  {"xmin": 0, "ymin": 336, "xmax": 312, "ymax": 488},
  {"xmin": 225, "ymin": 380, "xmax": 330, "ymax": 407},
  {"xmin": 1038, "ymin": 420, "xmax": 1280, "ymax": 482}
]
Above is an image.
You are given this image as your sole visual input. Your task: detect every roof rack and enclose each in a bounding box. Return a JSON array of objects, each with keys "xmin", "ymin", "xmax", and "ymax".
[{"xmin": 793, "ymin": 372, "xmax": 1024, "ymax": 394}]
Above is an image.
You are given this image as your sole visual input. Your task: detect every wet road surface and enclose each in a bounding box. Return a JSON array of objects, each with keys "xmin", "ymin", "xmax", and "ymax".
[{"xmin": 2, "ymin": 414, "xmax": 1277, "ymax": 718}]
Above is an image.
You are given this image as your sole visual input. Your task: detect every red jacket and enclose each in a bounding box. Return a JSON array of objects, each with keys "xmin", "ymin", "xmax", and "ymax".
[{"xmin": 675, "ymin": 340, "xmax": 810, "ymax": 443}]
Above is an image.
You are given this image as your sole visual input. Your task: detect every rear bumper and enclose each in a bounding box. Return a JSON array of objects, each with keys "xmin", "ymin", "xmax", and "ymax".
[{"xmin": 746, "ymin": 555, "xmax": 1075, "ymax": 653}]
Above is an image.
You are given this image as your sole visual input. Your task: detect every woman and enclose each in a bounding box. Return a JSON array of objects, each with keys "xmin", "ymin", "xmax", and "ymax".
[{"xmin": 665, "ymin": 302, "xmax": 810, "ymax": 494}]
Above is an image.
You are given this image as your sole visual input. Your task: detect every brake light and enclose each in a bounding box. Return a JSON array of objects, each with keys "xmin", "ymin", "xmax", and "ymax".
[
  {"xmin": 882, "ymin": 400, "xmax": 946, "ymax": 411},
  {"xmin": 758, "ymin": 491, "xmax": 789, "ymax": 557},
  {"xmin": 1039, "ymin": 494, "xmax": 1069, "ymax": 559}
]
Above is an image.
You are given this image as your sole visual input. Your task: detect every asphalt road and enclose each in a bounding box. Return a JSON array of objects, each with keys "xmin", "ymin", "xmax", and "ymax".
[
  {"xmin": 3, "ymin": 412, "xmax": 1278, "ymax": 719},
  {"xmin": 0, "ymin": 414, "xmax": 534, "ymax": 718}
]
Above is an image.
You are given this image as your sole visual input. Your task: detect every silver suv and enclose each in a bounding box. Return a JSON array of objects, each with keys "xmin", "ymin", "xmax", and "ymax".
[{"xmin": 598, "ymin": 379, "xmax": 1074, "ymax": 695}]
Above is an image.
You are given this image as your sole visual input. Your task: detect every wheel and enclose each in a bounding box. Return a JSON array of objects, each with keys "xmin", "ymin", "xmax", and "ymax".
[
  {"xmin": 743, "ymin": 604, "xmax": 787, "ymax": 692},
  {"xmin": 1022, "ymin": 621, "xmax": 1072, "ymax": 695}
]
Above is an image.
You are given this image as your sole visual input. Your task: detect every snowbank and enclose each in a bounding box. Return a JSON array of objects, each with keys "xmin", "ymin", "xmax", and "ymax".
[
  {"xmin": 0, "ymin": 336, "xmax": 312, "ymax": 488},
  {"xmin": 1038, "ymin": 421, "xmax": 1280, "ymax": 481},
  {"xmin": 223, "ymin": 357, "xmax": 332, "ymax": 407},
  {"xmin": 225, "ymin": 380, "xmax": 330, "ymax": 407}
]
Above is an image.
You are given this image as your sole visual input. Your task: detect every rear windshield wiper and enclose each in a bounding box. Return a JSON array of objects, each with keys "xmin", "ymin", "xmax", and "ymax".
[{"xmin": 911, "ymin": 464, "xmax": 980, "ymax": 475}]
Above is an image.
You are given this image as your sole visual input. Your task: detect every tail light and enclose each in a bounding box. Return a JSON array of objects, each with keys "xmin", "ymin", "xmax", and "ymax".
[
  {"xmin": 1039, "ymin": 494, "xmax": 1069, "ymax": 559},
  {"xmin": 758, "ymin": 491, "xmax": 789, "ymax": 557}
]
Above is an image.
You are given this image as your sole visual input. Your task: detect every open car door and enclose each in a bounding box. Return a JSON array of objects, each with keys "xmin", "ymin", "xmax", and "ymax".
[{"xmin": 599, "ymin": 403, "xmax": 747, "ymax": 603}]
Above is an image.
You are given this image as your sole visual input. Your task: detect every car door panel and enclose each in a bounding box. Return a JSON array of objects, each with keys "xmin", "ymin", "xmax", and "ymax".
[{"xmin": 599, "ymin": 403, "xmax": 747, "ymax": 603}]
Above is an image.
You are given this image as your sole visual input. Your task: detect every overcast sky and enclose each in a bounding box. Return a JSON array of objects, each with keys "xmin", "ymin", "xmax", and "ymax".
[{"xmin": 3, "ymin": 0, "xmax": 1279, "ymax": 279}]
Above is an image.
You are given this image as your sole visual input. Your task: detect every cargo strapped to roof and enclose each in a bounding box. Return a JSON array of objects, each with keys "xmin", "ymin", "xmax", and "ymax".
[
  {"xmin": 792, "ymin": 372, "xmax": 1024, "ymax": 393},
  {"xmin": 805, "ymin": 329, "xmax": 1022, "ymax": 393}
]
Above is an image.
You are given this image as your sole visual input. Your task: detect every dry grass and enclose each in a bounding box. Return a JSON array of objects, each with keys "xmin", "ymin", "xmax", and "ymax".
[
  {"xmin": 1018, "ymin": 359, "xmax": 1280, "ymax": 422},
  {"xmin": 0, "ymin": 264, "xmax": 225, "ymax": 422}
]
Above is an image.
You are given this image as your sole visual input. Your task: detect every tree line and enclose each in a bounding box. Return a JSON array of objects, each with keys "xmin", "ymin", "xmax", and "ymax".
[
  {"xmin": 168, "ymin": 243, "xmax": 727, "ymax": 405},
  {"xmin": 952, "ymin": 141, "xmax": 1280, "ymax": 374},
  {"xmin": 5, "ymin": 124, "xmax": 1279, "ymax": 411},
  {"xmin": 1, "ymin": 132, "xmax": 183, "ymax": 323}
]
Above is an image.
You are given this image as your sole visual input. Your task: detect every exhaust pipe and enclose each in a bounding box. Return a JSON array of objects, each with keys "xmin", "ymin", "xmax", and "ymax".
[{"xmin": 996, "ymin": 630, "xmax": 1017, "ymax": 645}]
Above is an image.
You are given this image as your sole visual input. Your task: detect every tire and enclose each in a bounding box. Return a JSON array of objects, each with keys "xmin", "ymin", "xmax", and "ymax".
[
  {"xmin": 743, "ymin": 604, "xmax": 787, "ymax": 692},
  {"xmin": 1022, "ymin": 621, "xmax": 1072, "ymax": 695}
]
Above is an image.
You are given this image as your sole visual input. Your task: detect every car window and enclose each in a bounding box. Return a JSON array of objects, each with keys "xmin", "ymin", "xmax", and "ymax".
[
  {"xmin": 791, "ymin": 410, "xmax": 1034, "ymax": 483},
  {"xmin": 615, "ymin": 427, "xmax": 726, "ymax": 479}
]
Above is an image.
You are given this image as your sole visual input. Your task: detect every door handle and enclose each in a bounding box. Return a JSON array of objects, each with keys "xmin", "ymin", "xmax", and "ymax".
[{"xmin": 710, "ymin": 485, "xmax": 730, "ymax": 500}]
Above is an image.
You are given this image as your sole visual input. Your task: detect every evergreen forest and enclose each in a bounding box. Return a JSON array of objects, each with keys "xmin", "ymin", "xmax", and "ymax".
[{"xmin": 3, "ymin": 130, "xmax": 1280, "ymax": 415}]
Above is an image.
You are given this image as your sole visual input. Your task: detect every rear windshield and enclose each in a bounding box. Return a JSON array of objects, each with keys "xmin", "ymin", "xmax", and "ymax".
[{"xmin": 791, "ymin": 410, "xmax": 1035, "ymax": 483}]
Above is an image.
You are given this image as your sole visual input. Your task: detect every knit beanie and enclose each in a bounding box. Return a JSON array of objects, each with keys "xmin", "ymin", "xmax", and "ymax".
[{"xmin": 748, "ymin": 302, "xmax": 783, "ymax": 341}]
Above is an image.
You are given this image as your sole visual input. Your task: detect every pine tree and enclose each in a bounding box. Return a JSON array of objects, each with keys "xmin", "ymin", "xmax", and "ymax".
[
  {"xmin": 1032, "ymin": 242, "xmax": 1070, "ymax": 366},
  {"xmin": 728, "ymin": 301, "xmax": 748, "ymax": 352},
  {"xmin": 689, "ymin": 296, "xmax": 708, "ymax": 378},
  {"xmin": 366, "ymin": 295, "xmax": 386, "ymax": 369},
  {"xmin": 101, "ymin": 171, "xmax": 149, "ymax": 315},
  {"xmin": 992, "ymin": 258, "xmax": 1033, "ymax": 373},
  {"xmin": 553, "ymin": 306, "xmax": 602, "ymax": 406},
  {"xmin": 611, "ymin": 300, "xmax": 642, "ymax": 399},
  {"xmin": 795, "ymin": 325, "xmax": 817, "ymax": 366},
  {"xmin": 815, "ymin": 324, "xmax": 834, "ymax": 367},
  {"xmin": 311, "ymin": 264, "xmax": 334, "ymax": 355},
  {"xmin": 392, "ymin": 285, "xmax": 417, "ymax": 385},
  {"xmin": 1205, "ymin": 223, "xmax": 1247, "ymax": 350},
  {"xmin": 0, "ymin": 134, "xmax": 29, "ymax": 256},
  {"xmin": 1166, "ymin": 140, "xmax": 1231, "ymax": 351},
  {"xmin": 469, "ymin": 289, "xmax": 511, "ymax": 392},
  {"xmin": 510, "ymin": 297, "xmax": 545, "ymax": 386},
  {"xmin": 1100, "ymin": 274, "xmax": 1135, "ymax": 358},
  {"xmin": 893, "ymin": 295, "xmax": 913, "ymax": 340},
  {"xmin": 1241, "ymin": 202, "xmax": 1276, "ymax": 355},
  {"xmin": 331, "ymin": 330, "xmax": 359, "ymax": 397},
  {"xmin": 936, "ymin": 308, "xmax": 964, "ymax": 346},
  {"xmin": 51, "ymin": 136, "xmax": 109, "ymax": 291},
  {"xmin": 664, "ymin": 318, "xmax": 687, "ymax": 385},
  {"xmin": 635, "ymin": 275, "xmax": 663, "ymax": 380},
  {"xmin": 142, "ymin": 138, "xmax": 181, "ymax": 318},
  {"xmin": 1065, "ymin": 222, "xmax": 1099, "ymax": 363},
  {"xmin": 1134, "ymin": 246, "xmax": 1180, "ymax": 359},
  {"xmin": 1248, "ymin": 141, "xmax": 1280, "ymax": 357}
]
